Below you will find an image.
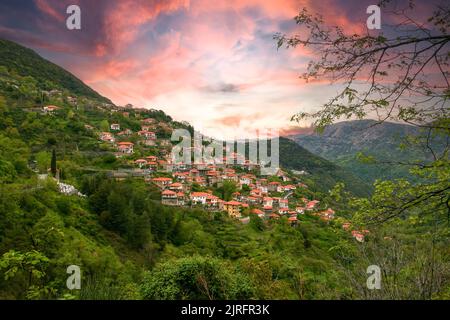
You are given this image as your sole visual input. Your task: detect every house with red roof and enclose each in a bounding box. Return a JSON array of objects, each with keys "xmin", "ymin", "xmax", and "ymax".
[
  {"xmin": 117, "ymin": 129, "xmax": 133, "ymax": 136},
  {"xmin": 190, "ymin": 192, "xmax": 211, "ymax": 205},
  {"xmin": 268, "ymin": 181, "xmax": 281, "ymax": 192},
  {"xmin": 138, "ymin": 130, "xmax": 156, "ymax": 140},
  {"xmin": 251, "ymin": 208, "xmax": 265, "ymax": 219},
  {"xmin": 99, "ymin": 132, "xmax": 115, "ymax": 143},
  {"xmin": 146, "ymin": 155, "xmax": 157, "ymax": 162},
  {"xmin": 223, "ymin": 200, "xmax": 243, "ymax": 218},
  {"xmin": 152, "ymin": 177, "xmax": 172, "ymax": 188},
  {"xmin": 117, "ymin": 142, "xmax": 134, "ymax": 154},
  {"xmin": 263, "ymin": 197, "xmax": 273, "ymax": 207},
  {"xmin": 279, "ymin": 199, "xmax": 289, "ymax": 208},
  {"xmin": 134, "ymin": 159, "xmax": 147, "ymax": 168},
  {"xmin": 142, "ymin": 118, "xmax": 156, "ymax": 124},
  {"xmin": 288, "ymin": 216, "xmax": 298, "ymax": 226},
  {"xmin": 161, "ymin": 191, "xmax": 185, "ymax": 206},
  {"xmin": 43, "ymin": 105, "xmax": 60, "ymax": 114},
  {"xmin": 269, "ymin": 213, "xmax": 280, "ymax": 220},
  {"xmin": 306, "ymin": 200, "xmax": 320, "ymax": 211},
  {"xmin": 342, "ymin": 222, "xmax": 351, "ymax": 230},
  {"xmin": 168, "ymin": 182, "xmax": 183, "ymax": 192},
  {"xmin": 351, "ymin": 230, "xmax": 365, "ymax": 242},
  {"xmin": 239, "ymin": 175, "xmax": 252, "ymax": 186}
]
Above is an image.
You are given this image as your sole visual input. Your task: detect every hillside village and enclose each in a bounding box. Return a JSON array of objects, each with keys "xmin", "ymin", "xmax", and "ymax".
[
  {"xmin": 40, "ymin": 98, "xmax": 368, "ymax": 242},
  {"xmin": 1, "ymin": 37, "xmax": 447, "ymax": 301}
]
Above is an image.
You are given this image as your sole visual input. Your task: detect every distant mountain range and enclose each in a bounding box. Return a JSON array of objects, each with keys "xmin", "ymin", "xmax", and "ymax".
[
  {"xmin": 289, "ymin": 120, "xmax": 439, "ymax": 183},
  {"xmin": 278, "ymin": 137, "xmax": 370, "ymax": 196}
]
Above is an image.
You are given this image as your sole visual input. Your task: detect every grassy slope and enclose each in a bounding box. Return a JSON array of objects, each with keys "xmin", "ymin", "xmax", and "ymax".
[{"xmin": 0, "ymin": 38, "xmax": 110, "ymax": 103}]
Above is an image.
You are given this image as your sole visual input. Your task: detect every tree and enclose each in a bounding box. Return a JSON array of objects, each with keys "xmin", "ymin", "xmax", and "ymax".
[
  {"xmin": 100, "ymin": 120, "xmax": 110, "ymax": 132},
  {"xmin": 50, "ymin": 149, "xmax": 57, "ymax": 177},
  {"xmin": 140, "ymin": 256, "xmax": 255, "ymax": 300},
  {"xmin": 0, "ymin": 250, "xmax": 54, "ymax": 299},
  {"xmin": 216, "ymin": 181, "xmax": 237, "ymax": 201},
  {"xmin": 276, "ymin": 1, "xmax": 449, "ymax": 225}
]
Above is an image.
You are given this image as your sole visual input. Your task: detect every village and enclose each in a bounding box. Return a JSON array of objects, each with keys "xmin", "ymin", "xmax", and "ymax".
[
  {"xmin": 42, "ymin": 101, "xmax": 369, "ymax": 242},
  {"xmin": 42, "ymin": 102, "xmax": 369, "ymax": 242}
]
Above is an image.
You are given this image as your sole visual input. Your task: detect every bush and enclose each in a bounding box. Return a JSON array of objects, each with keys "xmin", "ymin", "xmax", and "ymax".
[{"xmin": 140, "ymin": 256, "xmax": 255, "ymax": 300}]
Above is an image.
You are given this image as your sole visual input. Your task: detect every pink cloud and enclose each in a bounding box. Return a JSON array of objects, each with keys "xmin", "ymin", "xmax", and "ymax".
[
  {"xmin": 34, "ymin": 0, "xmax": 65, "ymax": 22},
  {"xmin": 3, "ymin": 0, "xmax": 437, "ymax": 139}
]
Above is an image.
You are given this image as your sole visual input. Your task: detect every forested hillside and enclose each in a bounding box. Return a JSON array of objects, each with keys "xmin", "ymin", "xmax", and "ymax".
[
  {"xmin": 290, "ymin": 120, "xmax": 443, "ymax": 183},
  {"xmin": 0, "ymin": 38, "xmax": 109, "ymax": 103},
  {"xmin": 0, "ymin": 39, "xmax": 448, "ymax": 300},
  {"xmin": 278, "ymin": 137, "xmax": 370, "ymax": 196}
]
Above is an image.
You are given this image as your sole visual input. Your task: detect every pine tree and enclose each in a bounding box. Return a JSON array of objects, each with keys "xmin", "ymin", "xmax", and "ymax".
[{"xmin": 50, "ymin": 149, "xmax": 57, "ymax": 177}]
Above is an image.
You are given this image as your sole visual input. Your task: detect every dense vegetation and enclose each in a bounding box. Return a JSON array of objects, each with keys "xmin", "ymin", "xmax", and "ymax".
[
  {"xmin": 278, "ymin": 137, "xmax": 371, "ymax": 196},
  {"xmin": 0, "ymin": 39, "xmax": 109, "ymax": 103}
]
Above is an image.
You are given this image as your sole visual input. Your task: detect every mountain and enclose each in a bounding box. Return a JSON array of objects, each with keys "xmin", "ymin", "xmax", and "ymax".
[
  {"xmin": 278, "ymin": 137, "xmax": 370, "ymax": 196},
  {"xmin": 289, "ymin": 120, "xmax": 436, "ymax": 182},
  {"xmin": 0, "ymin": 38, "xmax": 110, "ymax": 103}
]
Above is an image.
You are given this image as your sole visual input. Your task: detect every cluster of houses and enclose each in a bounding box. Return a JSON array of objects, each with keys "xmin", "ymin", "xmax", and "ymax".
[
  {"xmin": 342, "ymin": 222, "xmax": 370, "ymax": 242},
  {"xmin": 43, "ymin": 103, "xmax": 370, "ymax": 241},
  {"xmin": 98, "ymin": 118, "xmax": 161, "ymax": 155},
  {"xmin": 148, "ymin": 163, "xmax": 339, "ymax": 227},
  {"xmin": 150, "ymin": 161, "xmax": 368, "ymax": 240}
]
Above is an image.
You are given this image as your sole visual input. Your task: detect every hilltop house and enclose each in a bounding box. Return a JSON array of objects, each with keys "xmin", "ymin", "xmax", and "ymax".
[
  {"xmin": 295, "ymin": 206, "xmax": 305, "ymax": 214},
  {"xmin": 223, "ymin": 201, "xmax": 242, "ymax": 218},
  {"xmin": 263, "ymin": 197, "xmax": 273, "ymax": 207},
  {"xmin": 142, "ymin": 118, "xmax": 156, "ymax": 124},
  {"xmin": 190, "ymin": 192, "xmax": 210, "ymax": 205},
  {"xmin": 288, "ymin": 216, "xmax": 298, "ymax": 226},
  {"xmin": 279, "ymin": 199, "xmax": 288, "ymax": 208},
  {"xmin": 117, "ymin": 142, "xmax": 134, "ymax": 154},
  {"xmin": 100, "ymin": 132, "xmax": 115, "ymax": 143},
  {"xmin": 134, "ymin": 159, "xmax": 147, "ymax": 168},
  {"xmin": 161, "ymin": 190, "xmax": 185, "ymax": 206},
  {"xmin": 251, "ymin": 208, "xmax": 265, "ymax": 219},
  {"xmin": 152, "ymin": 177, "xmax": 173, "ymax": 189},
  {"xmin": 268, "ymin": 181, "xmax": 281, "ymax": 192},
  {"xmin": 168, "ymin": 182, "xmax": 183, "ymax": 192},
  {"xmin": 138, "ymin": 130, "xmax": 156, "ymax": 140},
  {"xmin": 110, "ymin": 123, "xmax": 121, "ymax": 131},
  {"xmin": 351, "ymin": 231, "xmax": 365, "ymax": 242},
  {"xmin": 117, "ymin": 129, "xmax": 133, "ymax": 136},
  {"xmin": 306, "ymin": 200, "xmax": 320, "ymax": 211},
  {"xmin": 319, "ymin": 208, "xmax": 335, "ymax": 221},
  {"xmin": 239, "ymin": 175, "xmax": 252, "ymax": 186},
  {"xmin": 43, "ymin": 105, "xmax": 60, "ymax": 114}
]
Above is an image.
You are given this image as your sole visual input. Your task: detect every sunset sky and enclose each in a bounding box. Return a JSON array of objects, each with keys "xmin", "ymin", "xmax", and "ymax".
[{"xmin": 0, "ymin": 0, "xmax": 439, "ymax": 139}]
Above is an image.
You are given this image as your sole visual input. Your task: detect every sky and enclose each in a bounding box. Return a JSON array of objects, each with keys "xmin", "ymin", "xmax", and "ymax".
[{"xmin": 0, "ymin": 0, "xmax": 440, "ymax": 139}]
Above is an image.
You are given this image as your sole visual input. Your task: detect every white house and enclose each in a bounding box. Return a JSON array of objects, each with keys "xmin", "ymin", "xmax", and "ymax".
[{"xmin": 110, "ymin": 123, "xmax": 121, "ymax": 131}]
